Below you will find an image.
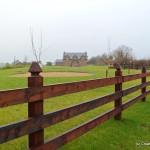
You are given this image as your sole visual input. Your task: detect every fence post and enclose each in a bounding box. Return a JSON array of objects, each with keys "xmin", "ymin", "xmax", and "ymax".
[
  {"xmin": 141, "ymin": 66, "xmax": 146, "ymax": 102},
  {"xmin": 28, "ymin": 62, "xmax": 44, "ymax": 148},
  {"xmin": 114, "ymin": 64, "xmax": 122, "ymax": 120}
]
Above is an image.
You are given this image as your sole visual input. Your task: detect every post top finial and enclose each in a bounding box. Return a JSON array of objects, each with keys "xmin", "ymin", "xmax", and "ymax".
[
  {"xmin": 142, "ymin": 66, "xmax": 146, "ymax": 72},
  {"xmin": 142, "ymin": 65, "xmax": 146, "ymax": 69},
  {"xmin": 28, "ymin": 61, "xmax": 42, "ymax": 75},
  {"xmin": 114, "ymin": 63, "xmax": 121, "ymax": 71}
]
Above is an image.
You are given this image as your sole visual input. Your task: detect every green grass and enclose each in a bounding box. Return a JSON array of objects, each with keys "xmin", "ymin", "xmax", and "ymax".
[{"xmin": 0, "ymin": 65, "xmax": 150, "ymax": 150}]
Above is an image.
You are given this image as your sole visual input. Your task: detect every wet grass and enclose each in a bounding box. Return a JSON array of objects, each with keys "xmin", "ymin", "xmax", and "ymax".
[{"xmin": 0, "ymin": 65, "xmax": 150, "ymax": 150}]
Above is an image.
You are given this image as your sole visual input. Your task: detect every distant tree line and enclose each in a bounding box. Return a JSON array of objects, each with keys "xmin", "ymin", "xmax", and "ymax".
[
  {"xmin": 88, "ymin": 45, "xmax": 150, "ymax": 69},
  {"xmin": 0, "ymin": 57, "xmax": 53, "ymax": 69},
  {"xmin": 0, "ymin": 56, "xmax": 31, "ymax": 69}
]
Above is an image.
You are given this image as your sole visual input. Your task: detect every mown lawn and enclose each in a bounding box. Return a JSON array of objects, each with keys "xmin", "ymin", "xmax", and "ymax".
[{"xmin": 0, "ymin": 65, "xmax": 150, "ymax": 150}]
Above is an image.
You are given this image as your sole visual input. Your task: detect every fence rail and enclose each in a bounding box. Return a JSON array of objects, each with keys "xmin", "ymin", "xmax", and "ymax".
[{"xmin": 0, "ymin": 62, "xmax": 150, "ymax": 150}]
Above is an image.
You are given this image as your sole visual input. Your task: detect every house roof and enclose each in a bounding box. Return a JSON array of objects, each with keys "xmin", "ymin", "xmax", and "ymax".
[
  {"xmin": 55, "ymin": 59, "xmax": 63, "ymax": 63},
  {"xmin": 64, "ymin": 52, "xmax": 87, "ymax": 59}
]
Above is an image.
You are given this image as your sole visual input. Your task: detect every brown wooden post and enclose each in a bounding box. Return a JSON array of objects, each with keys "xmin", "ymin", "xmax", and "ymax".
[
  {"xmin": 28, "ymin": 62, "xmax": 44, "ymax": 148},
  {"xmin": 114, "ymin": 64, "xmax": 122, "ymax": 120},
  {"xmin": 106, "ymin": 69, "xmax": 108, "ymax": 78},
  {"xmin": 141, "ymin": 66, "xmax": 146, "ymax": 102}
]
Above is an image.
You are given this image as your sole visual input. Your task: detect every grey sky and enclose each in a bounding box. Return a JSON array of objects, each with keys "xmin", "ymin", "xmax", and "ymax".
[{"xmin": 0, "ymin": 0, "xmax": 150, "ymax": 63}]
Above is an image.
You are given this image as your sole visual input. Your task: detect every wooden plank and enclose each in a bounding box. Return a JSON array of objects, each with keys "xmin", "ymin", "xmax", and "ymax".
[
  {"xmin": 141, "ymin": 67, "xmax": 146, "ymax": 102},
  {"xmin": 122, "ymin": 82, "xmax": 150, "ymax": 96},
  {"xmin": 1, "ymin": 73, "xmax": 150, "ymax": 107},
  {"xmin": 0, "ymin": 87, "xmax": 44, "ymax": 107},
  {"xmin": 123, "ymin": 74, "xmax": 143, "ymax": 82},
  {"xmin": 123, "ymin": 72, "xmax": 150, "ymax": 82},
  {"xmin": 122, "ymin": 95, "xmax": 144, "ymax": 110},
  {"xmin": 114, "ymin": 67, "xmax": 122, "ymax": 120},
  {"xmin": 122, "ymin": 90, "xmax": 150, "ymax": 110},
  {"xmin": 28, "ymin": 62, "xmax": 44, "ymax": 148},
  {"xmin": 0, "ymin": 88, "xmax": 28, "ymax": 107},
  {"xmin": 1, "ymin": 83, "xmax": 150, "ymax": 144},
  {"xmin": 32, "ymin": 92, "xmax": 150, "ymax": 150},
  {"xmin": 23, "ymin": 72, "xmax": 150, "ymax": 101},
  {"xmin": 33, "ymin": 81, "xmax": 150, "ymax": 102},
  {"xmin": 42, "ymin": 77, "xmax": 118, "ymax": 100},
  {"xmin": 0, "ymin": 92, "xmax": 121, "ymax": 144},
  {"xmin": 146, "ymin": 72, "xmax": 150, "ymax": 77},
  {"xmin": 0, "ymin": 77, "xmax": 118, "ymax": 107},
  {"xmin": 31, "ymin": 108, "xmax": 120, "ymax": 150}
]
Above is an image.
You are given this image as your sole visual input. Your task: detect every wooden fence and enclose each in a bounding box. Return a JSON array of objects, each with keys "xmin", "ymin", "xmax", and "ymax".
[{"xmin": 0, "ymin": 62, "xmax": 150, "ymax": 150}]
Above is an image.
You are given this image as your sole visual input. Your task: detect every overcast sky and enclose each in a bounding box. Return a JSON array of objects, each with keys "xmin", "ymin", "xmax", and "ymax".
[{"xmin": 0, "ymin": 0, "xmax": 150, "ymax": 63}]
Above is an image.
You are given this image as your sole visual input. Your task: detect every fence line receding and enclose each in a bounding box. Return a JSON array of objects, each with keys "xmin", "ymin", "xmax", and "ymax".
[{"xmin": 0, "ymin": 62, "xmax": 150, "ymax": 150}]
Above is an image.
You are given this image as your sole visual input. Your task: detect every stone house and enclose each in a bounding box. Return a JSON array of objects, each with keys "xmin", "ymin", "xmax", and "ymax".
[
  {"xmin": 55, "ymin": 52, "xmax": 88, "ymax": 67},
  {"xmin": 55, "ymin": 59, "xmax": 64, "ymax": 66}
]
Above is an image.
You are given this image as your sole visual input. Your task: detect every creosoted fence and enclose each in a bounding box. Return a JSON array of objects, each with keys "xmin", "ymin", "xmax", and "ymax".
[{"xmin": 0, "ymin": 62, "xmax": 150, "ymax": 150}]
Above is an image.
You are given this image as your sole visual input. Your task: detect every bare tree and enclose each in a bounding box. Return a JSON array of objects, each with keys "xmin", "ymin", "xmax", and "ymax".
[
  {"xmin": 88, "ymin": 45, "xmax": 134, "ymax": 68},
  {"xmin": 30, "ymin": 28, "xmax": 43, "ymax": 65},
  {"xmin": 113, "ymin": 45, "xmax": 134, "ymax": 67},
  {"xmin": 101, "ymin": 53, "xmax": 114, "ymax": 65}
]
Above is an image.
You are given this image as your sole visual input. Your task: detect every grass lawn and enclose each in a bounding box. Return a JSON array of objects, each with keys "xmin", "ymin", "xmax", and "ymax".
[{"xmin": 0, "ymin": 65, "xmax": 150, "ymax": 150}]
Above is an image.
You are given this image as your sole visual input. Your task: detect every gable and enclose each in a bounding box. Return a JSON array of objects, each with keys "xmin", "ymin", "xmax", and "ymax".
[{"xmin": 64, "ymin": 52, "xmax": 87, "ymax": 59}]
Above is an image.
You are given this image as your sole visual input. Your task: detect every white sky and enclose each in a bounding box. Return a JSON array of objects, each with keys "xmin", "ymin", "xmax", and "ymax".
[{"xmin": 0, "ymin": 0, "xmax": 150, "ymax": 63}]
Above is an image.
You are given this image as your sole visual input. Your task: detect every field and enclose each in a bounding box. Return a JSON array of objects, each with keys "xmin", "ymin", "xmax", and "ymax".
[
  {"xmin": 11, "ymin": 71, "xmax": 91, "ymax": 77},
  {"xmin": 0, "ymin": 65, "xmax": 150, "ymax": 150}
]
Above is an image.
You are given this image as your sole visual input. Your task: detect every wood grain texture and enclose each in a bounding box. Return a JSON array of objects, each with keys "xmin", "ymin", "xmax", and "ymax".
[
  {"xmin": 0, "ymin": 65, "xmax": 150, "ymax": 149},
  {"xmin": 122, "ymin": 90, "xmax": 150, "ymax": 110},
  {"xmin": 0, "ymin": 91, "xmax": 121, "ymax": 144},
  {"xmin": 0, "ymin": 82, "xmax": 150, "ymax": 144},
  {"xmin": 31, "ymin": 108, "xmax": 121, "ymax": 150},
  {"xmin": 114, "ymin": 68, "xmax": 122, "ymax": 120},
  {"xmin": 141, "ymin": 67, "xmax": 147, "ymax": 102},
  {"xmin": 1, "ymin": 73, "xmax": 150, "ymax": 108},
  {"xmin": 28, "ymin": 62, "xmax": 44, "ymax": 148}
]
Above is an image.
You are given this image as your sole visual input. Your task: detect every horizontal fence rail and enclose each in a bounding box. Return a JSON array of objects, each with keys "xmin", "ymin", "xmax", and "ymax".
[
  {"xmin": 1, "ymin": 72, "xmax": 150, "ymax": 108},
  {"xmin": 31, "ymin": 90, "xmax": 150, "ymax": 150},
  {"xmin": 0, "ymin": 62, "xmax": 150, "ymax": 150},
  {"xmin": 1, "ymin": 82, "xmax": 150, "ymax": 144},
  {"xmin": 31, "ymin": 108, "xmax": 121, "ymax": 150},
  {"xmin": 123, "ymin": 90, "xmax": 150, "ymax": 110}
]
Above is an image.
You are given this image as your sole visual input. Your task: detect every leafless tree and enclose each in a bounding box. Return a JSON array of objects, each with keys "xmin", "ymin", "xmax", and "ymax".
[
  {"xmin": 113, "ymin": 45, "xmax": 134, "ymax": 67},
  {"xmin": 101, "ymin": 53, "xmax": 114, "ymax": 65},
  {"xmin": 88, "ymin": 45, "xmax": 150, "ymax": 69},
  {"xmin": 30, "ymin": 28, "xmax": 43, "ymax": 65},
  {"xmin": 88, "ymin": 45, "xmax": 134, "ymax": 68}
]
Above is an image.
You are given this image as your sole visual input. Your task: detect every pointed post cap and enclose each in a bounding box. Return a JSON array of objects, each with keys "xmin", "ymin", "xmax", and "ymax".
[
  {"xmin": 28, "ymin": 61, "xmax": 42, "ymax": 75},
  {"xmin": 142, "ymin": 66, "xmax": 146, "ymax": 73},
  {"xmin": 114, "ymin": 63, "xmax": 121, "ymax": 71}
]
